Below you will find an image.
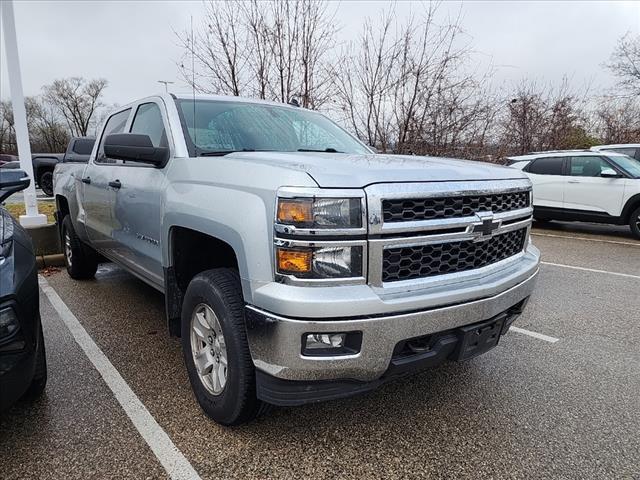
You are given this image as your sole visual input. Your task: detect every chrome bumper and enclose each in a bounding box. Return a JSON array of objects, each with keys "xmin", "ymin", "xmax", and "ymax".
[{"xmin": 245, "ymin": 268, "xmax": 538, "ymax": 382}]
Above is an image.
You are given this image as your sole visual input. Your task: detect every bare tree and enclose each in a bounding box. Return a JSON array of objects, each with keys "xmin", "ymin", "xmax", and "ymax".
[
  {"xmin": 177, "ymin": 0, "xmax": 337, "ymax": 108},
  {"xmin": 594, "ymin": 96, "xmax": 640, "ymax": 144},
  {"xmin": 42, "ymin": 77, "xmax": 108, "ymax": 137},
  {"xmin": 606, "ymin": 32, "xmax": 640, "ymax": 96}
]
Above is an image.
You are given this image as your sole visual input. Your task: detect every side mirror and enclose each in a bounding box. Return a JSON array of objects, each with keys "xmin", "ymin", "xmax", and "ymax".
[
  {"xmin": 104, "ymin": 134, "xmax": 169, "ymax": 167},
  {"xmin": 600, "ymin": 168, "xmax": 620, "ymax": 178},
  {"xmin": 0, "ymin": 169, "xmax": 30, "ymax": 203}
]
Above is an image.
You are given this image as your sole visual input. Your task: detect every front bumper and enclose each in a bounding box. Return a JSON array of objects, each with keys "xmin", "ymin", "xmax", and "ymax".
[{"xmin": 245, "ymin": 267, "xmax": 538, "ymax": 384}]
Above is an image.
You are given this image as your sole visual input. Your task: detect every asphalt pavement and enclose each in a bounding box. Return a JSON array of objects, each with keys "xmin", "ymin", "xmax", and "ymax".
[{"xmin": 1, "ymin": 221, "xmax": 639, "ymax": 479}]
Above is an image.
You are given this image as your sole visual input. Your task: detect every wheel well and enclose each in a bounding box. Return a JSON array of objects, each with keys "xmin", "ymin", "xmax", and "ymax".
[
  {"xmin": 165, "ymin": 227, "xmax": 240, "ymax": 336},
  {"xmin": 36, "ymin": 165, "xmax": 54, "ymax": 182},
  {"xmin": 55, "ymin": 195, "xmax": 69, "ymax": 226},
  {"xmin": 621, "ymin": 195, "xmax": 640, "ymax": 223}
]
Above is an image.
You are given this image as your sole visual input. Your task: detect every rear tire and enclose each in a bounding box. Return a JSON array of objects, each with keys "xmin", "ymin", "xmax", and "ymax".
[
  {"xmin": 61, "ymin": 215, "xmax": 98, "ymax": 279},
  {"xmin": 630, "ymin": 206, "xmax": 640, "ymax": 240},
  {"xmin": 24, "ymin": 324, "xmax": 47, "ymax": 398},
  {"xmin": 181, "ymin": 268, "xmax": 266, "ymax": 426},
  {"xmin": 39, "ymin": 170, "xmax": 54, "ymax": 197}
]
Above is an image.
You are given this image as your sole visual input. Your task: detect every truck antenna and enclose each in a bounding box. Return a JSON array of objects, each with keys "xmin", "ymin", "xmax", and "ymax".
[{"xmin": 191, "ymin": 15, "xmax": 196, "ymax": 149}]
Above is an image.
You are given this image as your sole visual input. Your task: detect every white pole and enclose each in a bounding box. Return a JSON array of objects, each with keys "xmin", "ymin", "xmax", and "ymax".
[{"xmin": 1, "ymin": 0, "xmax": 47, "ymax": 227}]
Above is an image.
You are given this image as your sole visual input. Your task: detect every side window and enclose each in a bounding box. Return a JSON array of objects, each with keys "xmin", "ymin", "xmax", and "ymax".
[
  {"xmin": 569, "ymin": 156, "xmax": 612, "ymax": 177},
  {"xmin": 72, "ymin": 138, "xmax": 95, "ymax": 155},
  {"xmin": 130, "ymin": 103, "xmax": 168, "ymax": 148},
  {"xmin": 527, "ymin": 157, "xmax": 563, "ymax": 175},
  {"xmin": 96, "ymin": 109, "xmax": 131, "ymax": 164}
]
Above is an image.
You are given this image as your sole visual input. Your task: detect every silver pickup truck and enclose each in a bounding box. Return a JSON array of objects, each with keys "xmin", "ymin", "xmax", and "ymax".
[{"xmin": 53, "ymin": 94, "xmax": 540, "ymax": 425}]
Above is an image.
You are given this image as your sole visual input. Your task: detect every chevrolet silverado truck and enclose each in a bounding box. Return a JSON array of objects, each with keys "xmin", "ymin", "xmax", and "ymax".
[{"xmin": 53, "ymin": 94, "xmax": 540, "ymax": 425}]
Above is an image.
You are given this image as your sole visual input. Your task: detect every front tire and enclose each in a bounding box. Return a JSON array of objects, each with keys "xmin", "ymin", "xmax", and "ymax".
[
  {"xmin": 25, "ymin": 324, "xmax": 47, "ymax": 398},
  {"xmin": 61, "ymin": 215, "xmax": 98, "ymax": 279},
  {"xmin": 181, "ymin": 269, "xmax": 266, "ymax": 426},
  {"xmin": 630, "ymin": 206, "xmax": 640, "ymax": 240},
  {"xmin": 39, "ymin": 170, "xmax": 54, "ymax": 197}
]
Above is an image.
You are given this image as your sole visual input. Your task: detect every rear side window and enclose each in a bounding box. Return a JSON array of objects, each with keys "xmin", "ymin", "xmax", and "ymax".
[
  {"xmin": 527, "ymin": 157, "xmax": 563, "ymax": 175},
  {"xmin": 96, "ymin": 109, "xmax": 131, "ymax": 164},
  {"xmin": 72, "ymin": 138, "xmax": 95, "ymax": 155},
  {"xmin": 569, "ymin": 156, "xmax": 611, "ymax": 177},
  {"xmin": 130, "ymin": 103, "xmax": 168, "ymax": 148}
]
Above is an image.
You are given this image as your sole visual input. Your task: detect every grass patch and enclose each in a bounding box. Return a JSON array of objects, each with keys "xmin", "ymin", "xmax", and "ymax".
[{"xmin": 4, "ymin": 201, "xmax": 56, "ymax": 224}]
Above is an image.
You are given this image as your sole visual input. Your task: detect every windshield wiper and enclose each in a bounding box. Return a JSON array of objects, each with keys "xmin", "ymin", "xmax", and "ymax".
[
  {"xmin": 297, "ymin": 148, "xmax": 343, "ymax": 153},
  {"xmin": 198, "ymin": 148, "xmax": 257, "ymax": 157}
]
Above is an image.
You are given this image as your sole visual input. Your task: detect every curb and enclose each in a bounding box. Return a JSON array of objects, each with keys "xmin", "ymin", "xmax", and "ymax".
[{"xmin": 36, "ymin": 253, "xmax": 65, "ymax": 269}]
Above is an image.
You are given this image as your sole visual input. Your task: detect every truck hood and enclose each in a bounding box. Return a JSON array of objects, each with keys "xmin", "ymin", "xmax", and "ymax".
[{"xmin": 226, "ymin": 152, "xmax": 525, "ymax": 188}]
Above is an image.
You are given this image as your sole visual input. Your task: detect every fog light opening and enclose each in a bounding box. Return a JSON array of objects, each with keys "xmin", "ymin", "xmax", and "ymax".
[{"xmin": 302, "ymin": 331, "xmax": 362, "ymax": 357}]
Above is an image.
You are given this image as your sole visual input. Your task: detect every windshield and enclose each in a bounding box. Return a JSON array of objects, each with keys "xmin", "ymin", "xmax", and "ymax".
[
  {"xmin": 609, "ymin": 154, "xmax": 640, "ymax": 178},
  {"xmin": 175, "ymin": 99, "xmax": 370, "ymax": 156}
]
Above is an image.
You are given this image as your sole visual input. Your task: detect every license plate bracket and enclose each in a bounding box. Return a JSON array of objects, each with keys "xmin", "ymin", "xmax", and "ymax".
[{"xmin": 456, "ymin": 314, "xmax": 507, "ymax": 361}]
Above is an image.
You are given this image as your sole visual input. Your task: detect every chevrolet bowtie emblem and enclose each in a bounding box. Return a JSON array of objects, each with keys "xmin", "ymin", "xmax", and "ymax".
[{"xmin": 471, "ymin": 213, "xmax": 501, "ymax": 241}]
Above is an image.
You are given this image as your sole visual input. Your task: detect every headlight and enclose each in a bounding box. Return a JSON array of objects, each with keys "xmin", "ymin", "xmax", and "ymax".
[
  {"xmin": 277, "ymin": 197, "xmax": 362, "ymax": 229},
  {"xmin": 276, "ymin": 244, "xmax": 363, "ymax": 279},
  {"xmin": 0, "ymin": 307, "xmax": 19, "ymax": 340}
]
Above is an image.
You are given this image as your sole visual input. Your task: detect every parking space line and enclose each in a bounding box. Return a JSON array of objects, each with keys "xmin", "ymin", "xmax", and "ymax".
[
  {"xmin": 510, "ymin": 326, "xmax": 559, "ymax": 343},
  {"xmin": 532, "ymin": 232, "xmax": 640, "ymax": 247},
  {"xmin": 541, "ymin": 261, "xmax": 640, "ymax": 280},
  {"xmin": 38, "ymin": 276, "xmax": 202, "ymax": 480}
]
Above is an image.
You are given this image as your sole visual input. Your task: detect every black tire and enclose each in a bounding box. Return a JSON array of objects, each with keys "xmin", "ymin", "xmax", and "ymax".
[
  {"xmin": 181, "ymin": 268, "xmax": 266, "ymax": 426},
  {"xmin": 24, "ymin": 324, "xmax": 47, "ymax": 398},
  {"xmin": 630, "ymin": 206, "xmax": 640, "ymax": 240},
  {"xmin": 61, "ymin": 215, "xmax": 98, "ymax": 279},
  {"xmin": 39, "ymin": 170, "xmax": 54, "ymax": 197}
]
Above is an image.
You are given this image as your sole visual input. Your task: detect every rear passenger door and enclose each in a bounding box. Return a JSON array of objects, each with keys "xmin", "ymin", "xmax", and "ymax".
[
  {"xmin": 524, "ymin": 157, "xmax": 565, "ymax": 208},
  {"xmin": 563, "ymin": 156, "xmax": 626, "ymax": 216}
]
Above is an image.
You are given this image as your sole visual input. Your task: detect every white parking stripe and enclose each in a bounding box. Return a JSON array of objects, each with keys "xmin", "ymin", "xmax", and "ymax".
[
  {"xmin": 532, "ymin": 232, "xmax": 640, "ymax": 247},
  {"xmin": 510, "ymin": 326, "xmax": 559, "ymax": 343},
  {"xmin": 541, "ymin": 261, "xmax": 640, "ymax": 280},
  {"xmin": 38, "ymin": 276, "xmax": 202, "ymax": 480}
]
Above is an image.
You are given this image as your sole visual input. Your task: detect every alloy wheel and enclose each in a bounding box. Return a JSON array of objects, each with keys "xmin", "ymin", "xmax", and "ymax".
[
  {"xmin": 190, "ymin": 303, "xmax": 228, "ymax": 395},
  {"xmin": 64, "ymin": 230, "xmax": 73, "ymax": 267}
]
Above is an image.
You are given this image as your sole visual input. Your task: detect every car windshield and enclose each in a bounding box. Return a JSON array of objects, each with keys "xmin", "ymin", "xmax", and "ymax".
[
  {"xmin": 609, "ymin": 154, "xmax": 640, "ymax": 178},
  {"xmin": 175, "ymin": 99, "xmax": 371, "ymax": 156}
]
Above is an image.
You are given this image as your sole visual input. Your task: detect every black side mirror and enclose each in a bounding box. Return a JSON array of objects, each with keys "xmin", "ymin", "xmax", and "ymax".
[
  {"xmin": 0, "ymin": 169, "xmax": 30, "ymax": 203},
  {"xmin": 104, "ymin": 134, "xmax": 169, "ymax": 167}
]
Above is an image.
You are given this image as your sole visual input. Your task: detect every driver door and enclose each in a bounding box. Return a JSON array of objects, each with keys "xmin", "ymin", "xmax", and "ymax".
[{"xmin": 563, "ymin": 156, "xmax": 626, "ymax": 216}]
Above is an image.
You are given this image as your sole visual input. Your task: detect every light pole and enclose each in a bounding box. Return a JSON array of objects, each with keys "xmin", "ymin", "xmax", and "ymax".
[
  {"xmin": 1, "ymin": 0, "xmax": 47, "ymax": 227},
  {"xmin": 158, "ymin": 80, "xmax": 174, "ymax": 92}
]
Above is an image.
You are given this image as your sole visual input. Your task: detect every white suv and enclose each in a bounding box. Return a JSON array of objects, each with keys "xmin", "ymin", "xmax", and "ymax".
[
  {"xmin": 507, "ymin": 150, "xmax": 640, "ymax": 238},
  {"xmin": 592, "ymin": 144, "xmax": 640, "ymax": 161}
]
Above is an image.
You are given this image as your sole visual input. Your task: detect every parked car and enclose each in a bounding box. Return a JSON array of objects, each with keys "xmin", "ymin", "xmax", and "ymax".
[
  {"xmin": 0, "ymin": 154, "xmax": 18, "ymax": 167},
  {"xmin": 54, "ymin": 94, "xmax": 539, "ymax": 425},
  {"xmin": 592, "ymin": 144, "xmax": 640, "ymax": 161},
  {"xmin": 32, "ymin": 153, "xmax": 64, "ymax": 197},
  {"xmin": 0, "ymin": 169, "xmax": 47, "ymax": 410},
  {"xmin": 63, "ymin": 137, "xmax": 95, "ymax": 163},
  {"xmin": 508, "ymin": 150, "xmax": 640, "ymax": 238}
]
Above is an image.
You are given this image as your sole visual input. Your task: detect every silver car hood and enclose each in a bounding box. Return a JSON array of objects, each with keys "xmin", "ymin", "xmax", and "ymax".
[{"xmin": 226, "ymin": 152, "xmax": 525, "ymax": 188}]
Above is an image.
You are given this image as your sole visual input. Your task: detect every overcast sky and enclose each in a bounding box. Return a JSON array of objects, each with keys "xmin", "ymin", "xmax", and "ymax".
[{"xmin": 1, "ymin": 0, "xmax": 639, "ymax": 106}]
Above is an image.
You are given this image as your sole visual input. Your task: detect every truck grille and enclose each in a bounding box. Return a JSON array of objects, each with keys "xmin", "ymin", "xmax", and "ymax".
[
  {"xmin": 382, "ymin": 228, "xmax": 527, "ymax": 282},
  {"xmin": 382, "ymin": 191, "xmax": 530, "ymax": 223}
]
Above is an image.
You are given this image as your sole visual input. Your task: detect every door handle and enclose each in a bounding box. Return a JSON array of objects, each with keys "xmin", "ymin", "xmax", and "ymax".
[
  {"xmin": 81, "ymin": 176, "xmax": 91, "ymax": 184},
  {"xmin": 567, "ymin": 180, "xmax": 580, "ymax": 184},
  {"xmin": 108, "ymin": 179, "xmax": 122, "ymax": 189}
]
